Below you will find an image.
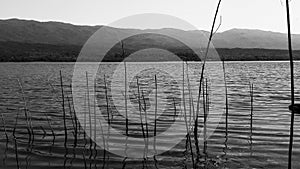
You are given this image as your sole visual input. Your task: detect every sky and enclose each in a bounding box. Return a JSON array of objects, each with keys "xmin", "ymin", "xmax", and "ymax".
[{"xmin": 0, "ymin": 0, "xmax": 300, "ymax": 33}]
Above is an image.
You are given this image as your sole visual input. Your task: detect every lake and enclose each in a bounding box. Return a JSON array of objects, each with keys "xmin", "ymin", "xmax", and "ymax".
[{"xmin": 0, "ymin": 61, "xmax": 300, "ymax": 169}]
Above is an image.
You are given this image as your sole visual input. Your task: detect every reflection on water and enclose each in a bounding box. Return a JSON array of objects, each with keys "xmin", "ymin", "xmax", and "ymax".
[{"xmin": 0, "ymin": 61, "xmax": 300, "ymax": 168}]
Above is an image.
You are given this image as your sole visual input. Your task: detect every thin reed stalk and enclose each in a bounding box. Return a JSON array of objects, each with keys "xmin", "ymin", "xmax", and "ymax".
[
  {"xmin": 93, "ymin": 80, "xmax": 98, "ymax": 160},
  {"xmin": 97, "ymin": 118, "xmax": 106, "ymax": 154},
  {"xmin": 136, "ymin": 78, "xmax": 146, "ymax": 140},
  {"xmin": 136, "ymin": 77, "xmax": 148, "ymax": 158},
  {"xmin": 203, "ymin": 79, "xmax": 207, "ymax": 156},
  {"xmin": 122, "ymin": 157, "xmax": 127, "ymax": 169},
  {"xmin": 285, "ymin": 0, "xmax": 295, "ymax": 168},
  {"xmin": 45, "ymin": 112, "xmax": 55, "ymax": 143},
  {"xmin": 222, "ymin": 61, "xmax": 229, "ymax": 140},
  {"xmin": 173, "ymin": 98, "xmax": 177, "ymax": 121},
  {"xmin": 83, "ymin": 92, "xmax": 87, "ymax": 145},
  {"xmin": 65, "ymin": 86, "xmax": 76, "ymax": 169},
  {"xmin": 141, "ymin": 90, "xmax": 149, "ymax": 138},
  {"xmin": 141, "ymin": 89, "xmax": 149, "ymax": 156},
  {"xmin": 185, "ymin": 62, "xmax": 195, "ymax": 128},
  {"xmin": 104, "ymin": 75, "xmax": 111, "ymax": 125},
  {"xmin": 46, "ymin": 81, "xmax": 58, "ymax": 146},
  {"xmin": 82, "ymin": 151, "xmax": 87, "ymax": 169},
  {"xmin": 67, "ymin": 96, "xmax": 76, "ymax": 138},
  {"xmin": 182, "ymin": 62, "xmax": 195, "ymax": 167},
  {"xmin": 17, "ymin": 79, "xmax": 33, "ymax": 144},
  {"xmin": 195, "ymin": 0, "xmax": 222, "ymax": 155},
  {"xmin": 67, "ymin": 84, "xmax": 78, "ymax": 148},
  {"xmin": 249, "ymin": 83, "xmax": 253, "ymax": 141},
  {"xmin": 153, "ymin": 74, "xmax": 158, "ymax": 153},
  {"xmin": 124, "ymin": 62, "xmax": 129, "ymax": 135},
  {"xmin": 103, "ymin": 74, "xmax": 111, "ymax": 153},
  {"xmin": 0, "ymin": 113, "xmax": 8, "ymax": 141},
  {"xmin": 13, "ymin": 112, "xmax": 20, "ymax": 169},
  {"xmin": 59, "ymin": 71, "xmax": 68, "ymax": 148},
  {"xmin": 85, "ymin": 72, "xmax": 93, "ymax": 157}
]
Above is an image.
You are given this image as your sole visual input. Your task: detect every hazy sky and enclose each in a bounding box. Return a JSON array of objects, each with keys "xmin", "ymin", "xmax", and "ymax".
[{"xmin": 1, "ymin": 0, "xmax": 300, "ymax": 33}]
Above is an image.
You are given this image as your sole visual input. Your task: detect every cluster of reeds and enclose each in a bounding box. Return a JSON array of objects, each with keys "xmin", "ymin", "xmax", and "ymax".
[{"xmin": 0, "ymin": 51, "xmax": 261, "ymax": 169}]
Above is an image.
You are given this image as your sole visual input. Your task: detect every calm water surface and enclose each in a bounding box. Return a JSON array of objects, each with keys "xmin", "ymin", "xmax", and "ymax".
[{"xmin": 1, "ymin": 61, "xmax": 300, "ymax": 169}]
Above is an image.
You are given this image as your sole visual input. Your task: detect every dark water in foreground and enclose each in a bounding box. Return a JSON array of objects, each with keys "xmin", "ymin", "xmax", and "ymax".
[{"xmin": 1, "ymin": 61, "xmax": 300, "ymax": 169}]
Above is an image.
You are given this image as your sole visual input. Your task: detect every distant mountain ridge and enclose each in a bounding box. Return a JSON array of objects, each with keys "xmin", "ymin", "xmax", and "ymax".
[{"xmin": 1, "ymin": 18, "xmax": 300, "ymax": 50}]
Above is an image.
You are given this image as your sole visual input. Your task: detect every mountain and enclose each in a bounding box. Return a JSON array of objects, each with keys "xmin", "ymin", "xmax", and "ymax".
[
  {"xmin": 1, "ymin": 19, "xmax": 300, "ymax": 49},
  {"xmin": 213, "ymin": 28, "xmax": 300, "ymax": 49},
  {"xmin": 0, "ymin": 18, "xmax": 300, "ymax": 61},
  {"xmin": 0, "ymin": 19, "xmax": 100, "ymax": 45}
]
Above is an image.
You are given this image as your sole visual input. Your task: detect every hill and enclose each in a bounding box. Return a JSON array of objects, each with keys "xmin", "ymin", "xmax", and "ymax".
[{"xmin": 0, "ymin": 18, "xmax": 300, "ymax": 61}]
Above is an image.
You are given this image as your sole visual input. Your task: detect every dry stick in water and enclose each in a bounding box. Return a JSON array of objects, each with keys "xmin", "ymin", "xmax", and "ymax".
[
  {"xmin": 182, "ymin": 62, "xmax": 195, "ymax": 168},
  {"xmin": 69, "ymin": 84, "xmax": 78, "ymax": 147},
  {"xmin": 46, "ymin": 81, "xmax": 58, "ymax": 146},
  {"xmin": 85, "ymin": 72, "xmax": 93, "ymax": 162},
  {"xmin": 124, "ymin": 62, "xmax": 129, "ymax": 135},
  {"xmin": 222, "ymin": 61, "xmax": 229, "ymax": 141},
  {"xmin": 206, "ymin": 79, "xmax": 210, "ymax": 114},
  {"xmin": 185, "ymin": 62, "xmax": 195, "ymax": 128},
  {"xmin": 59, "ymin": 71, "xmax": 68, "ymax": 149},
  {"xmin": 153, "ymin": 74, "xmax": 158, "ymax": 154},
  {"xmin": 17, "ymin": 79, "xmax": 33, "ymax": 145},
  {"xmin": 103, "ymin": 74, "xmax": 112, "ymax": 153},
  {"xmin": 96, "ymin": 81, "xmax": 107, "ymax": 162},
  {"xmin": 66, "ymin": 95, "xmax": 76, "ymax": 169},
  {"xmin": 13, "ymin": 112, "xmax": 20, "ymax": 169},
  {"xmin": 141, "ymin": 90, "xmax": 149, "ymax": 137},
  {"xmin": 0, "ymin": 113, "xmax": 9, "ymax": 141},
  {"xmin": 1, "ymin": 113, "xmax": 9, "ymax": 166},
  {"xmin": 120, "ymin": 41, "xmax": 129, "ymax": 152},
  {"xmin": 136, "ymin": 77, "xmax": 147, "ymax": 158},
  {"xmin": 222, "ymin": 61, "xmax": 229, "ymax": 163},
  {"xmin": 195, "ymin": 0, "xmax": 222, "ymax": 156},
  {"xmin": 136, "ymin": 78, "xmax": 146, "ymax": 137},
  {"xmin": 17, "ymin": 79, "xmax": 35, "ymax": 168},
  {"xmin": 103, "ymin": 74, "xmax": 112, "ymax": 156},
  {"xmin": 104, "ymin": 75, "xmax": 111, "ymax": 125},
  {"xmin": 82, "ymin": 151, "xmax": 87, "ymax": 169},
  {"xmin": 83, "ymin": 92, "xmax": 87, "ymax": 146},
  {"xmin": 97, "ymin": 118, "xmax": 107, "ymax": 167},
  {"xmin": 202, "ymin": 79, "xmax": 207, "ymax": 159},
  {"xmin": 67, "ymin": 96, "xmax": 76, "ymax": 139},
  {"xmin": 66, "ymin": 94, "xmax": 79, "ymax": 168},
  {"xmin": 249, "ymin": 83, "xmax": 253, "ymax": 136},
  {"xmin": 249, "ymin": 83, "xmax": 253, "ymax": 144},
  {"xmin": 93, "ymin": 80, "xmax": 98, "ymax": 162},
  {"xmin": 45, "ymin": 112, "xmax": 55, "ymax": 144},
  {"xmin": 173, "ymin": 98, "xmax": 177, "ymax": 121},
  {"xmin": 1, "ymin": 113, "xmax": 10, "ymax": 167},
  {"xmin": 285, "ymin": 0, "xmax": 295, "ymax": 168},
  {"xmin": 141, "ymin": 89, "xmax": 149, "ymax": 156}
]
